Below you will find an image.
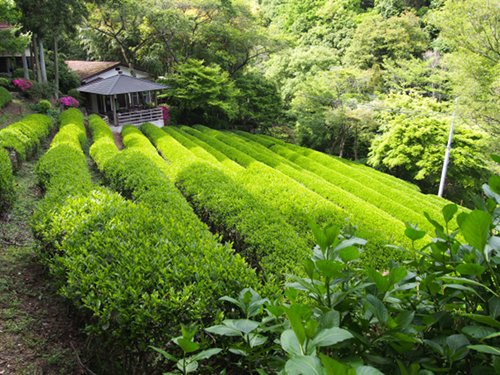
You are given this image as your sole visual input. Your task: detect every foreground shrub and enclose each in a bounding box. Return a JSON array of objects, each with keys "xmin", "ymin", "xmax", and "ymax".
[
  {"xmin": 0, "ymin": 148, "xmax": 15, "ymax": 213},
  {"xmin": 154, "ymin": 164, "xmax": 500, "ymax": 374},
  {"xmin": 0, "ymin": 86, "xmax": 12, "ymax": 108},
  {"xmin": 0, "ymin": 114, "xmax": 54, "ymax": 166}
]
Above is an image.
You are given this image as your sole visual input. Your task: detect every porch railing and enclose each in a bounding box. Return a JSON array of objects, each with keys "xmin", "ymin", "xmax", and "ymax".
[{"xmin": 117, "ymin": 107, "xmax": 163, "ymax": 127}]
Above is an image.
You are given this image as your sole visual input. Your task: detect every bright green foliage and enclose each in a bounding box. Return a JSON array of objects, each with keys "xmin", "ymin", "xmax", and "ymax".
[
  {"xmin": 160, "ymin": 59, "xmax": 239, "ymax": 126},
  {"xmin": 88, "ymin": 114, "xmax": 118, "ymax": 169},
  {"xmin": 0, "ymin": 113, "xmax": 53, "ymax": 163},
  {"xmin": 33, "ymin": 109, "xmax": 91, "ymax": 228},
  {"xmin": 181, "ymin": 180, "xmax": 499, "ymax": 373},
  {"xmin": 174, "ymin": 126, "xmax": 414, "ymax": 267},
  {"xmin": 344, "ymin": 11, "xmax": 428, "ymax": 69},
  {"xmin": 142, "ymin": 123, "xmax": 310, "ymax": 294},
  {"xmin": 0, "ymin": 86, "xmax": 12, "ymax": 108},
  {"xmin": 0, "ymin": 148, "xmax": 15, "ymax": 213},
  {"xmin": 86, "ymin": 124, "xmax": 258, "ymax": 344},
  {"xmin": 234, "ymin": 72, "xmax": 283, "ymax": 131},
  {"xmin": 430, "ymin": 0, "xmax": 500, "ymax": 146},
  {"xmin": 368, "ymin": 94, "xmax": 488, "ymax": 202},
  {"xmin": 290, "ymin": 67, "xmax": 374, "ymax": 158}
]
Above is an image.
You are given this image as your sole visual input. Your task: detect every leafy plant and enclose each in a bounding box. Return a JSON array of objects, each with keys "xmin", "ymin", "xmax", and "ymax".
[{"xmin": 152, "ymin": 325, "xmax": 221, "ymax": 375}]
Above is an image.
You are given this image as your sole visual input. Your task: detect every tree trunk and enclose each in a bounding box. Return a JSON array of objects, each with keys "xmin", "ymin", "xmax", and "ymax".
[
  {"xmin": 21, "ymin": 49, "xmax": 29, "ymax": 80},
  {"xmin": 39, "ymin": 39, "xmax": 47, "ymax": 83},
  {"xmin": 54, "ymin": 37, "xmax": 59, "ymax": 98},
  {"xmin": 32, "ymin": 36, "xmax": 42, "ymax": 83}
]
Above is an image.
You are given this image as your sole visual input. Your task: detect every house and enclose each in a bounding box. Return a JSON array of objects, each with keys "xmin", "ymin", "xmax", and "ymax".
[
  {"xmin": 0, "ymin": 22, "xmax": 32, "ymax": 76},
  {"xmin": 65, "ymin": 60, "xmax": 150, "ymax": 85},
  {"xmin": 76, "ymin": 72, "xmax": 167, "ymax": 132}
]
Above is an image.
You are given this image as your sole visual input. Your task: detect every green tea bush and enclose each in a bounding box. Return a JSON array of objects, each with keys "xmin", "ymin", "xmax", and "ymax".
[
  {"xmin": 0, "ymin": 114, "xmax": 54, "ymax": 164},
  {"xmin": 85, "ymin": 124, "xmax": 259, "ymax": 350},
  {"xmin": 33, "ymin": 108, "xmax": 91, "ymax": 244},
  {"xmin": 35, "ymin": 99, "xmax": 52, "ymax": 114},
  {"xmin": 172, "ymin": 126, "xmax": 407, "ymax": 266},
  {"xmin": 0, "ymin": 77, "xmax": 10, "ymax": 88},
  {"xmin": 0, "ymin": 86, "xmax": 12, "ymax": 108},
  {"xmin": 88, "ymin": 114, "xmax": 118, "ymax": 169},
  {"xmin": 156, "ymin": 169, "xmax": 500, "ymax": 373},
  {"xmin": 0, "ymin": 148, "xmax": 15, "ymax": 213}
]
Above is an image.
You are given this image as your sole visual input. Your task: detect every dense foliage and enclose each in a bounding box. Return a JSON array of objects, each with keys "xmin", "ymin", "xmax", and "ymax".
[
  {"xmin": 0, "ymin": 86, "xmax": 12, "ymax": 108},
  {"xmin": 153, "ymin": 164, "xmax": 500, "ymax": 374}
]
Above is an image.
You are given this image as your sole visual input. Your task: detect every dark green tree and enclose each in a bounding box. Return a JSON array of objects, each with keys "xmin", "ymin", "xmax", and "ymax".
[{"xmin": 160, "ymin": 59, "xmax": 239, "ymax": 127}]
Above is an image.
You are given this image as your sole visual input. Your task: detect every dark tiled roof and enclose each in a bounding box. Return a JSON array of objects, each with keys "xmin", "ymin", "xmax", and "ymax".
[
  {"xmin": 76, "ymin": 74, "xmax": 167, "ymax": 95},
  {"xmin": 65, "ymin": 60, "xmax": 120, "ymax": 80}
]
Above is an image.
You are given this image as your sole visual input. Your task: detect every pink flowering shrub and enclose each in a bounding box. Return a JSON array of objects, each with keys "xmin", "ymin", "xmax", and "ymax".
[
  {"xmin": 160, "ymin": 105, "xmax": 170, "ymax": 125},
  {"xmin": 58, "ymin": 96, "xmax": 79, "ymax": 108},
  {"xmin": 12, "ymin": 78, "xmax": 33, "ymax": 93}
]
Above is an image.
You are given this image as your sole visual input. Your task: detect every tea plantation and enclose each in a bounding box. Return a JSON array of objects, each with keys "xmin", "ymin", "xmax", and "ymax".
[{"xmin": 1, "ymin": 110, "xmax": 498, "ymax": 374}]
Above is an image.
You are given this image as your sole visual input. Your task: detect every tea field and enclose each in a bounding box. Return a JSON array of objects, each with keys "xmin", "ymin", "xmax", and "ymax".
[{"xmin": 4, "ymin": 110, "xmax": 498, "ymax": 374}]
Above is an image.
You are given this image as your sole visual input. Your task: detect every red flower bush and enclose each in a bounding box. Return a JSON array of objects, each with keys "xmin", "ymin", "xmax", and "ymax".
[
  {"xmin": 12, "ymin": 78, "xmax": 32, "ymax": 93},
  {"xmin": 58, "ymin": 96, "xmax": 79, "ymax": 108}
]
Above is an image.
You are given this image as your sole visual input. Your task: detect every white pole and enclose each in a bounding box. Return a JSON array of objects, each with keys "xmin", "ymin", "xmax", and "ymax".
[{"xmin": 438, "ymin": 100, "xmax": 457, "ymax": 197}]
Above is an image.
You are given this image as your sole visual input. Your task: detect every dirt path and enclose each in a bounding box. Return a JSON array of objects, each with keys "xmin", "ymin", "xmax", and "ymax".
[{"xmin": 0, "ymin": 158, "xmax": 87, "ymax": 374}]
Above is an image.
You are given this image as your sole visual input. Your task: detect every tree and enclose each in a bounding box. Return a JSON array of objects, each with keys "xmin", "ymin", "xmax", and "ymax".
[
  {"xmin": 0, "ymin": 0, "xmax": 30, "ymax": 73},
  {"xmin": 160, "ymin": 59, "xmax": 239, "ymax": 127},
  {"xmin": 344, "ymin": 11, "xmax": 428, "ymax": 68},
  {"xmin": 233, "ymin": 71, "xmax": 284, "ymax": 131},
  {"xmin": 430, "ymin": 0, "xmax": 500, "ymax": 142},
  {"xmin": 368, "ymin": 94, "xmax": 488, "ymax": 204},
  {"xmin": 291, "ymin": 67, "xmax": 376, "ymax": 159}
]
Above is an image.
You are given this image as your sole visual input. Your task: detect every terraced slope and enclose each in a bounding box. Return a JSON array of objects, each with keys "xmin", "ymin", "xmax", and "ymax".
[{"xmin": 143, "ymin": 125, "xmax": 462, "ymax": 267}]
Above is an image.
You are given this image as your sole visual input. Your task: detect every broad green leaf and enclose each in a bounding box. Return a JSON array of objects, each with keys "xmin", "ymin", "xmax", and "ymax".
[
  {"xmin": 489, "ymin": 175, "xmax": 500, "ymax": 194},
  {"xmin": 366, "ymin": 268, "xmax": 389, "ymax": 293},
  {"xmin": 446, "ymin": 334, "xmax": 470, "ymax": 353},
  {"xmin": 338, "ymin": 246, "xmax": 361, "ymax": 262},
  {"xmin": 467, "ymin": 345, "xmax": 500, "ymax": 356},
  {"xmin": 491, "ymin": 154, "xmax": 500, "ymax": 163},
  {"xmin": 395, "ymin": 311, "xmax": 415, "ymax": 329},
  {"xmin": 175, "ymin": 337, "xmax": 200, "ymax": 354},
  {"xmin": 205, "ymin": 324, "xmax": 241, "ymax": 337},
  {"xmin": 389, "ymin": 267, "xmax": 407, "ymax": 285},
  {"xmin": 229, "ymin": 319, "xmax": 260, "ymax": 334},
  {"xmin": 248, "ymin": 333, "xmax": 268, "ymax": 347},
  {"xmin": 489, "ymin": 297, "xmax": 500, "ymax": 319},
  {"xmin": 150, "ymin": 346, "xmax": 177, "ymax": 362},
  {"xmin": 316, "ymin": 260, "xmax": 343, "ymax": 278},
  {"xmin": 335, "ymin": 237, "xmax": 366, "ymax": 251},
  {"xmin": 404, "ymin": 223, "xmax": 426, "ymax": 241},
  {"xmin": 281, "ymin": 329, "xmax": 303, "ymax": 356},
  {"xmin": 442, "ymin": 204, "xmax": 458, "ymax": 224},
  {"xmin": 456, "ymin": 263, "xmax": 485, "ymax": 276},
  {"xmin": 458, "ymin": 210, "xmax": 492, "ymax": 251},
  {"xmin": 311, "ymin": 327, "xmax": 353, "ymax": 347},
  {"xmin": 229, "ymin": 348, "xmax": 248, "ymax": 356},
  {"xmin": 320, "ymin": 354, "xmax": 356, "ymax": 375},
  {"xmin": 468, "ymin": 314, "xmax": 500, "ymax": 329},
  {"xmin": 285, "ymin": 355, "xmax": 323, "ymax": 375},
  {"xmin": 356, "ymin": 366, "xmax": 385, "ymax": 375},
  {"xmin": 286, "ymin": 305, "xmax": 307, "ymax": 345},
  {"xmin": 461, "ymin": 326, "xmax": 496, "ymax": 340},
  {"xmin": 177, "ymin": 358, "xmax": 198, "ymax": 373},
  {"xmin": 190, "ymin": 348, "xmax": 221, "ymax": 361},
  {"xmin": 365, "ymin": 294, "xmax": 389, "ymax": 325}
]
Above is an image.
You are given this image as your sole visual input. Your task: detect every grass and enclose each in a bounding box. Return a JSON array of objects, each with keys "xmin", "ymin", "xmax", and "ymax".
[{"xmin": 0, "ymin": 149, "xmax": 86, "ymax": 374}]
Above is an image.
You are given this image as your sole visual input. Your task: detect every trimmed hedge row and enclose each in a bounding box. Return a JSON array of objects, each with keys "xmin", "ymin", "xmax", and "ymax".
[
  {"xmin": 88, "ymin": 114, "xmax": 118, "ymax": 169},
  {"xmin": 165, "ymin": 127, "xmax": 243, "ymax": 174},
  {"xmin": 0, "ymin": 147, "xmax": 15, "ymax": 213},
  {"xmin": 86, "ymin": 123, "xmax": 259, "ymax": 342},
  {"xmin": 0, "ymin": 113, "xmax": 54, "ymax": 212},
  {"xmin": 0, "ymin": 114, "xmax": 54, "ymax": 163},
  {"xmin": 242, "ymin": 132, "xmax": 447, "ymax": 211},
  {"xmin": 33, "ymin": 109, "xmax": 92, "ymax": 242},
  {"xmin": 181, "ymin": 126, "xmax": 413, "ymax": 265},
  {"xmin": 0, "ymin": 86, "xmax": 12, "ymax": 108},
  {"xmin": 142, "ymin": 124, "xmax": 311, "ymax": 294},
  {"xmin": 210, "ymin": 128, "xmax": 437, "ymax": 234}
]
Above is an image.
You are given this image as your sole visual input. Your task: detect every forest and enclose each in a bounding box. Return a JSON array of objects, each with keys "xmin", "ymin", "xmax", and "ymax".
[
  {"xmin": 0, "ymin": 0, "xmax": 499, "ymax": 374},
  {"xmin": 1, "ymin": 0, "xmax": 498, "ymax": 205}
]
